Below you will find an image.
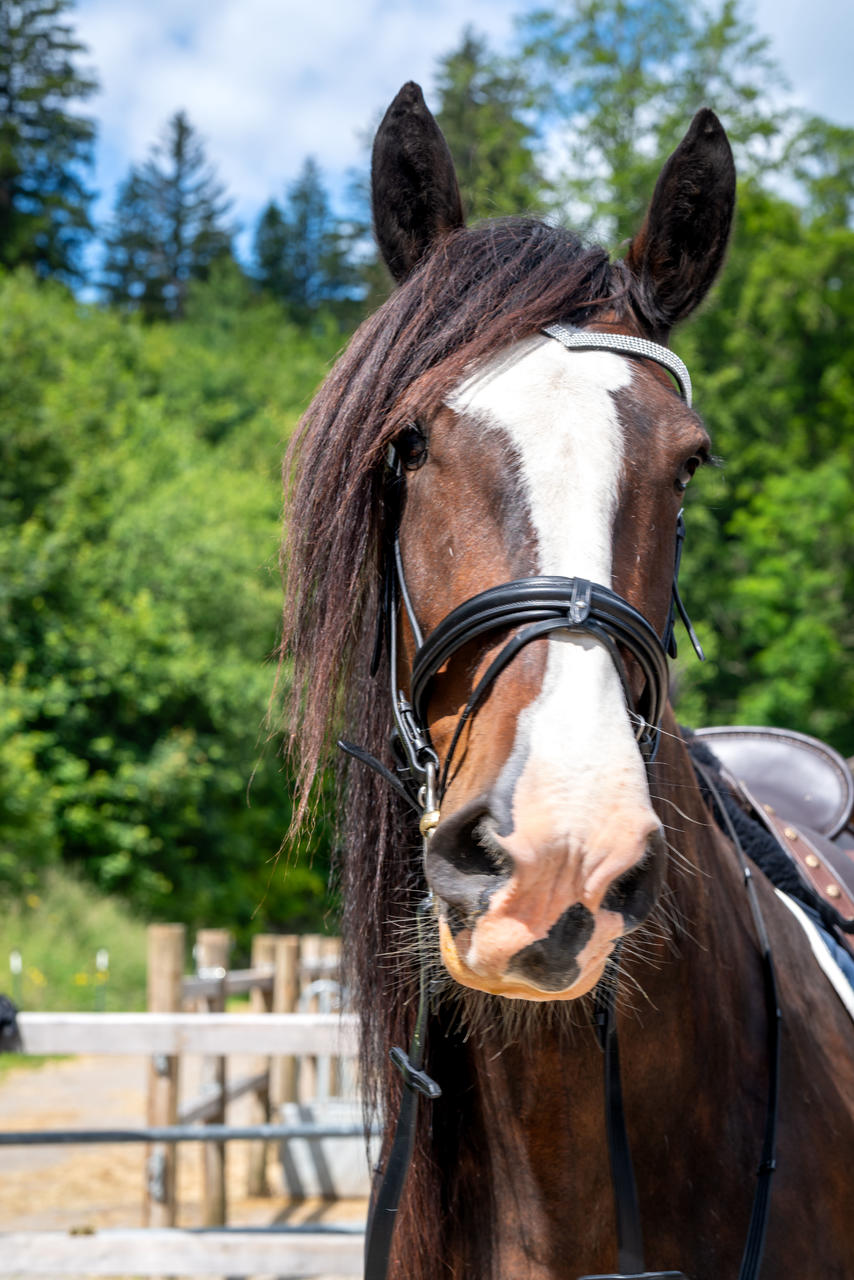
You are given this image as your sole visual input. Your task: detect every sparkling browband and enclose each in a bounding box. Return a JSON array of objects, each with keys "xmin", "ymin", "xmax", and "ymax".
[{"xmin": 543, "ymin": 322, "xmax": 693, "ymax": 407}]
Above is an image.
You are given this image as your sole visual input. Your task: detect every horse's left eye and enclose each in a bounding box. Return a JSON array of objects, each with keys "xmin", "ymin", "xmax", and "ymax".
[
  {"xmin": 676, "ymin": 455, "xmax": 703, "ymax": 492},
  {"xmin": 397, "ymin": 422, "xmax": 428, "ymax": 471}
]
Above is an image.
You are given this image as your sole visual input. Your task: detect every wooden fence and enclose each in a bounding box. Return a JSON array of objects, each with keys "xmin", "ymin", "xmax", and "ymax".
[
  {"xmin": 143, "ymin": 923, "xmax": 349, "ymax": 1226},
  {"xmin": 0, "ymin": 924, "xmax": 366, "ymax": 1277}
]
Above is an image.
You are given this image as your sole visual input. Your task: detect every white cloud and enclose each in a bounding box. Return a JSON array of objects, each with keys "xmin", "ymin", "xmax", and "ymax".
[{"xmin": 76, "ymin": 0, "xmax": 520, "ymax": 247}]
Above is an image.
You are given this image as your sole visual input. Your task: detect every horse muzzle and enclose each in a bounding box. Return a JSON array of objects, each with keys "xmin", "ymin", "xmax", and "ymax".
[{"xmin": 425, "ymin": 798, "xmax": 666, "ymax": 1000}]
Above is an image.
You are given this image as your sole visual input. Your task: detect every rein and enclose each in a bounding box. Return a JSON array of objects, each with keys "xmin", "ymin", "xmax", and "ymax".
[{"xmin": 341, "ymin": 325, "xmax": 780, "ymax": 1280}]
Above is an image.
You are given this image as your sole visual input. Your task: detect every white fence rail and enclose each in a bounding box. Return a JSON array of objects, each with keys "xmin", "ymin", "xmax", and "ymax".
[
  {"xmin": 0, "ymin": 1227, "xmax": 364, "ymax": 1276},
  {"xmin": 14, "ymin": 1010, "xmax": 358, "ymax": 1057}
]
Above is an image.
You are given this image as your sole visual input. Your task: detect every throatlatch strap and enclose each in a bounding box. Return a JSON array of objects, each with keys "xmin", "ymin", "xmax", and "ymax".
[
  {"xmin": 594, "ymin": 949, "xmax": 646, "ymax": 1275},
  {"xmin": 693, "ymin": 762, "xmax": 781, "ymax": 1280},
  {"xmin": 579, "ymin": 958, "xmax": 689, "ymax": 1280},
  {"xmin": 363, "ymin": 897, "xmax": 440, "ymax": 1280}
]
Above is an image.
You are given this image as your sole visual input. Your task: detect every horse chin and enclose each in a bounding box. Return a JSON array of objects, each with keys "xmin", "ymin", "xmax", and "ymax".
[{"xmin": 438, "ymin": 916, "xmax": 611, "ymax": 1002}]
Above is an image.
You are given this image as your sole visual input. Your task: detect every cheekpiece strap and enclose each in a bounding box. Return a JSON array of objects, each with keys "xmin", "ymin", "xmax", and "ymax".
[{"xmin": 543, "ymin": 323, "xmax": 692, "ymax": 407}]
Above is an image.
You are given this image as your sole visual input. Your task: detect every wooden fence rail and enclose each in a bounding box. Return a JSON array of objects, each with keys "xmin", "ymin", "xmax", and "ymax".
[
  {"xmin": 0, "ymin": 1227, "xmax": 364, "ymax": 1276},
  {"xmin": 14, "ymin": 1010, "xmax": 357, "ymax": 1056}
]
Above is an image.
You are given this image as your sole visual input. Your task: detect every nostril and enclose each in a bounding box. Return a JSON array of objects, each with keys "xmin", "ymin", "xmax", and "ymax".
[
  {"xmin": 602, "ymin": 828, "xmax": 667, "ymax": 929},
  {"xmin": 425, "ymin": 799, "xmax": 513, "ymax": 921},
  {"xmin": 429, "ymin": 803, "xmax": 513, "ymax": 878}
]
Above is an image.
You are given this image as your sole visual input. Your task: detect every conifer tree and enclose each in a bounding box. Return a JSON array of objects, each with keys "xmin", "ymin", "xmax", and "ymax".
[
  {"xmin": 435, "ymin": 28, "xmax": 546, "ymax": 221},
  {"xmin": 102, "ymin": 110, "xmax": 235, "ymax": 320},
  {"xmin": 253, "ymin": 199, "xmax": 290, "ymax": 300},
  {"xmin": 0, "ymin": 0, "xmax": 97, "ymax": 280},
  {"xmin": 252, "ymin": 157, "xmax": 357, "ymax": 320}
]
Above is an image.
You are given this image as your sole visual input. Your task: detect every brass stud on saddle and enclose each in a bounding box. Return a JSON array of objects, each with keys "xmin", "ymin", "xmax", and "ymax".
[
  {"xmin": 805, "ymin": 854, "xmax": 820, "ymax": 868},
  {"xmin": 826, "ymin": 883, "xmax": 841, "ymax": 899}
]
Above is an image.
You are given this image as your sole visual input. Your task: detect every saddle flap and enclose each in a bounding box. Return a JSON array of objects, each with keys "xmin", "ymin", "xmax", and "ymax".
[{"xmin": 694, "ymin": 725, "xmax": 854, "ymax": 839}]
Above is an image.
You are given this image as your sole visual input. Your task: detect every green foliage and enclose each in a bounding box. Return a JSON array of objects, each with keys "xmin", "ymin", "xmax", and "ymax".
[
  {"xmin": 0, "ymin": 0, "xmax": 97, "ymax": 280},
  {"xmin": 0, "ymin": 268, "xmax": 339, "ymax": 938},
  {"xmin": 435, "ymin": 28, "xmax": 548, "ymax": 221},
  {"xmin": 102, "ymin": 110, "xmax": 236, "ymax": 320},
  {"xmin": 672, "ymin": 182, "xmax": 854, "ymax": 751}
]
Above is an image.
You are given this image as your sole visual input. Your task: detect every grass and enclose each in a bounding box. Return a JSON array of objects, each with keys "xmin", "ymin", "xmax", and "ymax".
[{"xmin": 0, "ymin": 868, "xmax": 148, "ymax": 1014}]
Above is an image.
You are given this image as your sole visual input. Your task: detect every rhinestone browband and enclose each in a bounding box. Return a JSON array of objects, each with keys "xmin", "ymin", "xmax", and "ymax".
[{"xmin": 543, "ymin": 322, "xmax": 692, "ymax": 407}]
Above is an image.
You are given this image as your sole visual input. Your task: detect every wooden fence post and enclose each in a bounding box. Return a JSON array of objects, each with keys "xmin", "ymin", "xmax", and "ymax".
[
  {"xmin": 298, "ymin": 934, "xmax": 322, "ymax": 1102},
  {"xmin": 246, "ymin": 934, "xmax": 275, "ymax": 1197},
  {"xmin": 144, "ymin": 923, "xmax": 185, "ymax": 1228},
  {"xmin": 269, "ymin": 936, "xmax": 300, "ymax": 1115},
  {"xmin": 322, "ymin": 936, "xmax": 342, "ymax": 1096},
  {"xmin": 195, "ymin": 928, "xmax": 230, "ymax": 1226}
]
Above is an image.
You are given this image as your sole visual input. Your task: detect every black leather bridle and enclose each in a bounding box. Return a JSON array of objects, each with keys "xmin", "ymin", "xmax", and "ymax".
[{"xmin": 339, "ymin": 324, "xmax": 779, "ymax": 1280}]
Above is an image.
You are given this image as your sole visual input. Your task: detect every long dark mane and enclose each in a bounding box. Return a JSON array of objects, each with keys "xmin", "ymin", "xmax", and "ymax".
[{"xmin": 280, "ymin": 217, "xmax": 635, "ymax": 1267}]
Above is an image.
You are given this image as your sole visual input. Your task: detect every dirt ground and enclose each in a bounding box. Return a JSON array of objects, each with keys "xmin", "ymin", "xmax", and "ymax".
[{"xmin": 0, "ymin": 1052, "xmax": 367, "ymax": 1278}]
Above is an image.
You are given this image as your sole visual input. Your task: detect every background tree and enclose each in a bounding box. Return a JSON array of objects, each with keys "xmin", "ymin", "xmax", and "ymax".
[
  {"xmin": 0, "ymin": 0, "xmax": 97, "ymax": 280},
  {"xmin": 435, "ymin": 28, "xmax": 547, "ymax": 220},
  {"xmin": 0, "ymin": 268, "xmax": 339, "ymax": 932},
  {"xmin": 102, "ymin": 110, "xmax": 235, "ymax": 320},
  {"xmin": 252, "ymin": 157, "xmax": 359, "ymax": 322},
  {"xmin": 521, "ymin": 0, "xmax": 785, "ymax": 240},
  {"xmin": 788, "ymin": 116, "xmax": 854, "ymax": 228}
]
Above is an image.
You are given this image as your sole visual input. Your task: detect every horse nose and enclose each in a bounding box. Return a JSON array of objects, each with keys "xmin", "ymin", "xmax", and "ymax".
[
  {"xmin": 426, "ymin": 800, "xmax": 666, "ymax": 951},
  {"xmin": 424, "ymin": 798, "xmax": 513, "ymax": 931}
]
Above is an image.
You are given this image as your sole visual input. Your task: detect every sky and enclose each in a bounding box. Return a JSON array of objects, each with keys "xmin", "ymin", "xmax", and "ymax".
[{"xmin": 73, "ymin": 0, "xmax": 854, "ymax": 261}]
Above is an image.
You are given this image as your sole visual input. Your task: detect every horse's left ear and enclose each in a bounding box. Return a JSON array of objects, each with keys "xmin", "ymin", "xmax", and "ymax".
[
  {"xmin": 371, "ymin": 81, "xmax": 465, "ymax": 283},
  {"xmin": 626, "ymin": 109, "xmax": 735, "ymax": 336}
]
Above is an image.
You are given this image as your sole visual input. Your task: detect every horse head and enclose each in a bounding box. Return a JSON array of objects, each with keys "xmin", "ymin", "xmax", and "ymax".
[{"xmin": 368, "ymin": 83, "xmax": 735, "ymax": 1002}]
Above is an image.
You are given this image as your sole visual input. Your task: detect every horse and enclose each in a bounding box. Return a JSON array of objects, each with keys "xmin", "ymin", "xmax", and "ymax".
[{"xmin": 280, "ymin": 82, "xmax": 854, "ymax": 1279}]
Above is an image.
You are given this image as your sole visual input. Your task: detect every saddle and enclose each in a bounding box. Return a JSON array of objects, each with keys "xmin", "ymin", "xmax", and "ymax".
[{"xmin": 694, "ymin": 726, "xmax": 854, "ymax": 931}]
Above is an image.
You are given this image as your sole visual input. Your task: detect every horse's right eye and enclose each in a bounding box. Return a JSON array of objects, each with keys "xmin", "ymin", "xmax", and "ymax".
[{"xmin": 397, "ymin": 422, "xmax": 428, "ymax": 471}]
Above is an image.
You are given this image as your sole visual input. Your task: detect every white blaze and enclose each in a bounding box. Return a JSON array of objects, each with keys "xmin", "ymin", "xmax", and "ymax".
[{"xmin": 449, "ymin": 335, "xmax": 652, "ymax": 858}]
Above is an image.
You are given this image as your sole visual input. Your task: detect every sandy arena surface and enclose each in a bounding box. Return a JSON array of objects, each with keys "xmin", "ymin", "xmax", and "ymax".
[{"xmin": 0, "ymin": 1051, "xmax": 368, "ymax": 1279}]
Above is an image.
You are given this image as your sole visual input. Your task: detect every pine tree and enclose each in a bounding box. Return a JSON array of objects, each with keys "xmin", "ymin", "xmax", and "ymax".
[
  {"xmin": 0, "ymin": 0, "xmax": 97, "ymax": 280},
  {"xmin": 102, "ymin": 110, "xmax": 235, "ymax": 320},
  {"xmin": 252, "ymin": 157, "xmax": 358, "ymax": 320},
  {"xmin": 435, "ymin": 28, "xmax": 547, "ymax": 221},
  {"xmin": 253, "ymin": 199, "xmax": 289, "ymax": 299}
]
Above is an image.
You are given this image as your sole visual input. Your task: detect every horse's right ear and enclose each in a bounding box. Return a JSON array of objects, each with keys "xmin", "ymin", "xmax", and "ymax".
[{"xmin": 371, "ymin": 82, "xmax": 465, "ymax": 283}]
